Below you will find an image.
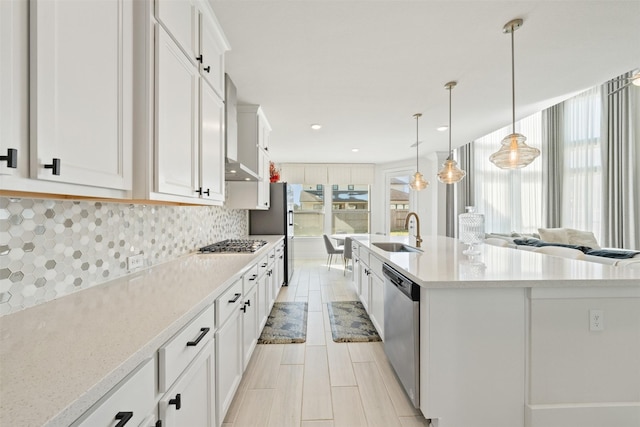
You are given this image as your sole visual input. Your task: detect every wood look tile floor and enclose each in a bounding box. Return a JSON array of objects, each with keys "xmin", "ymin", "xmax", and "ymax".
[{"xmin": 222, "ymin": 260, "xmax": 430, "ymax": 427}]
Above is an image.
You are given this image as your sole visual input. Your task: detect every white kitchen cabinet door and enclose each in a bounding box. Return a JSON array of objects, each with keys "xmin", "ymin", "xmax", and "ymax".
[
  {"xmin": 30, "ymin": 0, "xmax": 132, "ymax": 190},
  {"xmin": 200, "ymin": 81, "xmax": 224, "ymax": 204},
  {"xmin": 199, "ymin": 13, "xmax": 226, "ymax": 98},
  {"xmin": 369, "ymin": 271, "xmax": 385, "ymax": 340},
  {"xmin": 0, "ymin": 0, "xmax": 28, "ymax": 179},
  {"xmin": 155, "ymin": 26, "xmax": 200, "ymax": 198},
  {"xmin": 215, "ymin": 305, "xmax": 243, "ymax": 426},
  {"xmin": 241, "ymin": 283, "xmax": 259, "ymax": 370},
  {"xmin": 358, "ymin": 261, "xmax": 370, "ymax": 312},
  {"xmin": 155, "ymin": 0, "xmax": 198, "ymax": 65},
  {"xmin": 159, "ymin": 340, "xmax": 215, "ymax": 427}
]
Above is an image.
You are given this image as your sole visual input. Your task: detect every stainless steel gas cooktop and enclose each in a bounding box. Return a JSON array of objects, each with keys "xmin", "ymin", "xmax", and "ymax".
[{"xmin": 198, "ymin": 239, "xmax": 267, "ymax": 254}]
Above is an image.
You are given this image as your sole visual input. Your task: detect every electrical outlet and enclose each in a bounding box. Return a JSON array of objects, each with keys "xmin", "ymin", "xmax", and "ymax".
[
  {"xmin": 127, "ymin": 254, "xmax": 145, "ymax": 271},
  {"xmin": 589, "ymin": 309, "xmax": 604, "ymax": 331}
]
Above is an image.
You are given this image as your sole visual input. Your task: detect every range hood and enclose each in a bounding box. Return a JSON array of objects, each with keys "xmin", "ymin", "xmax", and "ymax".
[{"xmin": 225, "ymin": 74, "xmax": 259, "ymax": 181}]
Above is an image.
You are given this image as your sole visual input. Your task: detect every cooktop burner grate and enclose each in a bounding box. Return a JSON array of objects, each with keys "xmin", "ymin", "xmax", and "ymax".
[{"xmin": 199, "ymin": 239, "xmax": 268, "ymax": 254}]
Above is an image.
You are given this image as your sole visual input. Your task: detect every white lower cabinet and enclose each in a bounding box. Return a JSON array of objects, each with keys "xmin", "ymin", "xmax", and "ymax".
[
  {"xmin": 354, "ymin": 245, "xmax": 384, "ymax": 339},
  {"xmin": 72, "ymin": 358, "xmax": 156, "ymax": 427},
  {"xmin": 159, "ymin": 340, "xmax": 215, "ymax": 427},
  {"xmin": 215, "ymin": 279, "xmax": 244, "ymax": 427},
  {"xmin": 369, "ymin": 267, "xmax": 385, "ymax": 340},
  {"xmin": 241, "ymin": 281, "xmax": 259, "ymax": 370}
]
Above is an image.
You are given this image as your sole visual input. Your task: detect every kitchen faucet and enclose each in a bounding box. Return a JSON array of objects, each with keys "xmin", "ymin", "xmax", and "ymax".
[{"xmin": 404, "ymin": 212, "xmax": 422, "ymax": 248}]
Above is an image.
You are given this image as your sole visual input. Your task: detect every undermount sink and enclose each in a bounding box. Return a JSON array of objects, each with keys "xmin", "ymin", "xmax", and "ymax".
[{"xmin": 372, "ymin": 242, "xmax": 423, "ymax": 253}]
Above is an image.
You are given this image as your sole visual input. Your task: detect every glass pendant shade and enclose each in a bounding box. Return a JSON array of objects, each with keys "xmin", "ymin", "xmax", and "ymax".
[
  {"xmin": 489, "ymin": 132, "xmax": 540, "ymax": 169},
  {"xmin": 409, "ymin": 113, "xmax": 429, "ymax": 191},
  {"xmin": 437, "ymin": 156, "xmax": 466, "ymax": 183},
  {"xmin": 410, "ymin": 171, "xmax": 429, "ymax": 190},
  {"xmin": 490, "ymin": 18, "xmax": 540, "ymax": 169},
  {"xmin": 438, "ymin": 81, "xmax": 466, "ymax": 184}
]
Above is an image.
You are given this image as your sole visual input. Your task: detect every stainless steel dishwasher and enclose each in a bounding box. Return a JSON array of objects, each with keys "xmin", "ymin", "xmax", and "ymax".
[{"xmin": 383, "ymin": 263, "xmax": 420, "ymax": 408}]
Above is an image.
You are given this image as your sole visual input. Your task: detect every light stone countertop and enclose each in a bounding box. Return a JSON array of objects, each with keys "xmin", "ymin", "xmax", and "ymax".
[
  {"xmin": 0, "ymin": 235, "xmax": 283, "ymax": 427},
  {"xmin": 355, "ymin": 235, "xmax": 640, "ymax": 287}
]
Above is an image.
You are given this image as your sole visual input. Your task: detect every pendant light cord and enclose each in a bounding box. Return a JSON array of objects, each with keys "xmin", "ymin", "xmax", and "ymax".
[
  {"xmin": 510, "ymin": 24, "xmax": 516, "ymax": 134},
  {"xmin": 448, "ymin": 85, "xmax": 452, "ymax": 156},
  {"xmin": 415, "ymin": 114, "xmax": 419, "ymax": 171}
]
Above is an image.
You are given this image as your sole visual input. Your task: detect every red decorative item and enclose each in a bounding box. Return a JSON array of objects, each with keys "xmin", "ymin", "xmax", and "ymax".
[{"xmin": 269, "ymin": 161, "xmax": 281, "ymax": 183}]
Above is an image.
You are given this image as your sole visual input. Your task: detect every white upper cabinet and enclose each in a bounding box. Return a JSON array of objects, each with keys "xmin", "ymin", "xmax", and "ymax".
[
  {"xmin": 31, "ymin": 0, "xmax": 133, "ymax": 190},
  {"xmin": 133, "ymin": 0, "xmax": 229, "ymax": 205},
  {"xmin": 155, "ymin": 25, "xmax": 200, "ymax": 198},
  {"xmin": 155, "ymin": 0, "xmax": 199, "ymax": 65},
  {"xmin": 2, "ymin": 0, "xmax": 133, "ymax": 198},
  {"xmin": 200, "ymin": 81, "xmax": 225, "ymax": 203}
]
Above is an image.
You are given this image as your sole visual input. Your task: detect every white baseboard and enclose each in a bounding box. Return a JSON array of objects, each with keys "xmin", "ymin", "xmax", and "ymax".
[{"xmin": 526, "ymin": 402, "xmax": 640, "ymax": 427}]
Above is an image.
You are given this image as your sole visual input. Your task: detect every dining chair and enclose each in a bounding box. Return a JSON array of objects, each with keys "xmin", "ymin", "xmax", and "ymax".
[
  {"xmin": 323, "ymin": 234, "xmax": 344, "ymax": 270},
  {"xmin": 343, "ymin": 237, "xmax": 353, "ymax": 276}
]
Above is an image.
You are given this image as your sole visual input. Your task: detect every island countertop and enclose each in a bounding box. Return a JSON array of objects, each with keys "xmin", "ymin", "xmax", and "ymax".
[{"xmin": 353, "ymin": 235, "xmax": 640, "ymax": 287}]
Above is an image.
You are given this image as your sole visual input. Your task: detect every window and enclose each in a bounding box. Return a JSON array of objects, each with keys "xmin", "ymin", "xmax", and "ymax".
[
  {"xmin": 331, "ymin": 185, "xmax": 370, "ymax": 234},
  {"xmin": 561, "ymin": 86, "xmax": 602, "ymax": 239},
  {"xmin": 389, "ymin": 176, "xmax": 411, "ymax": 235},
  {"xmin": 291, "ymin": 184, "xmax": 325, "ymax": 236}
]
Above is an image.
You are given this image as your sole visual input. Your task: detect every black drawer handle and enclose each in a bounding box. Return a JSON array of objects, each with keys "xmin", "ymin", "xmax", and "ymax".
[
  {"xmin": 261, "ymin": 263, "xmax": 268, "ymax": 268},
  {"xmin": 204, "ymin": 66, "xmax": 210, "ymax": 73},
  {"xmin": 44, "ymin": 158, "xmax": 61, "ymax": 175},
  {"xmin": 169, "ymin": 393, "xmax": 181, "ymax": 410},
  {"xmin": 228, "ymin": 293, "xmax": 241, "ymax": 303},
  {"xmin": 1, "ymin": 148, "xmax": 17, "ymax": 168},
  {"xmin": 245, "ymin": 299, "xmax": 250, "ymax": 307},
  {"xmin": 196, "ymin": 54, "xmax": 203, "ymax": 63},
  {"xmin": 186, "ymin": 327, "xmax": 210, "ymax": 347},
  {"xmin": 270, "ymin": 254, "xmax": 275, "ymax": 258},
  {"xmin": 249, "ymin": 274, "xmax": 257, "ymax": 281},
  {"xmin": 115, "ymin": 411, "xmax": 133, "ymax": 427},
  {"xmin": 240, "ymin": 304, "xmax": 247, "ymax": 313}
]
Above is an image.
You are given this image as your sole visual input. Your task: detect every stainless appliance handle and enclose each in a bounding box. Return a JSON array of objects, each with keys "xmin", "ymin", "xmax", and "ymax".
[{"xmin": 288, "ymin": 210, "xmax": 294, "ymax": 226}]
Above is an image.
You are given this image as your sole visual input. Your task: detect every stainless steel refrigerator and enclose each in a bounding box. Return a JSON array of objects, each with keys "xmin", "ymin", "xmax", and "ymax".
[{"xmin": 249, "ymin": 182, "xmax": 294, "ymax": 284}]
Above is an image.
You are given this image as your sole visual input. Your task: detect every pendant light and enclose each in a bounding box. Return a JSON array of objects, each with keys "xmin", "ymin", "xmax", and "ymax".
[
  {"xmin": 489, "ymin": 18, "xmax": 540, "ymax": 169},
  {"xmin": 437, "ymin": 81, "xmax": 466, "ymax": 184},
  {"xmin": 409, "ymin": 113, "xmax": 429, "ymax": 191}
]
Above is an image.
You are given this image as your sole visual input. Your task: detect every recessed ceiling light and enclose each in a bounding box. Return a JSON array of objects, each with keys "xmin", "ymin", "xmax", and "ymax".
[
  {"xmin": 244, "ymin": 177, "xmax": 251, "ymax": 181},
  {"xmin": 437, "ymin": 125, "xmax": 448, "ymax": 132},
  {"xmin": 310, "ymin": 124, "xmax": 322, "ymax": 130},
  {"xmin": 229, "ymin": 169, "xmax": 237, "ymax": 174},
  {"xmin": 352, "ymin": 148, "xmax": 359, "ymax": 152}
]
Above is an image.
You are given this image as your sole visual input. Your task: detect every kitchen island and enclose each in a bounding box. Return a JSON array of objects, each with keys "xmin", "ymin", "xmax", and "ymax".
[{"xmin": 353, "ymin": 235, "xmax": 640, "ymax": 427}]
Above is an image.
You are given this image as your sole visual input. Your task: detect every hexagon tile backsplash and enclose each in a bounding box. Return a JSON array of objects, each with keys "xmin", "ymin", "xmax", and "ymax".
[{"xmin": 0, "ymin": 197, "xmax": 248, "ymax": 315}]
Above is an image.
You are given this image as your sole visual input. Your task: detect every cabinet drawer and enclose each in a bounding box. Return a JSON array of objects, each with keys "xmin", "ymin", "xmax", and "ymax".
[
  {"xmin": 216, "ymin": 278, "xmax": 243, "ymax": 327},
  {"xmin": 268, "ymin": 248, "xmax": 277, "ymax": 266},
  {"xmin": 73, "ymin": 358, "xmax": 156, "ymax": 427},
  {"xmin": 369, "ymin": 254, "xmax": 384, "ymax": 279},
  {"xmin": 257, "ymin": 254, "xmax": 269, "ymax": 278},
  {"xmin": 244, "ymin": 264, "xmax": 259, "ymax": 293},
  {"xmin": 159, "ymin": 304, "xmax": 215, "ymax": 392}
]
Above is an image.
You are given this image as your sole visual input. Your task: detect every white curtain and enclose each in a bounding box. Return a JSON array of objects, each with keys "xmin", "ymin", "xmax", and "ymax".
[
  {"xmin": 561, "ymin": 87, "xmax": 603, "ymax": 242},
  {"xmin": 472, "ymin": 112, "xmax": 543, "ymax": 233}
]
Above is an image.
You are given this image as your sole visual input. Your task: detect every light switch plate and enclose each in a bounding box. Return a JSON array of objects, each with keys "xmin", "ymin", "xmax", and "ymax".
[{"xmin": 127, "ymin": 254, "xmax": 145, "ymax": 271}]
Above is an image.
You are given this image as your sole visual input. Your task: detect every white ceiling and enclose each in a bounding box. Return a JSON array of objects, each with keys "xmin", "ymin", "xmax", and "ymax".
[{"xmin": 209, "ymin": 0, "xmax": 640, "ymax": 165}]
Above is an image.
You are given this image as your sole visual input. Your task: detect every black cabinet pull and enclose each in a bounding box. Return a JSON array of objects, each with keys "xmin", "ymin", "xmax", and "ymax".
[
  {"xmin": 115, "ymin": 411, "xmax": 133, "ymax": 427},
  {"xmin": 195, "ymin": 187, "xmax": 210, "ymax": 196},
  {"xmin": 44, "ymin": 158, "xmax": 61, "ymax": 175},
  {"xmin": 196, "ymin": 54, "xmax": 203, "ymax": 63},
  {"xmin": 195, "ymin": 187, "xmax": 203, "ymax": 195},
  {"xmin": 261, "ymin": 263, "xmax": 267, "ymax": 268},
  {"xmin": 0, "ymin": 148, "xmax": 17, "ymax": 168},
  {"xmin": 203, "ymin": 66, "xmax": 210, "ymax": 73},
  {"xmin": 169, "ymin": 393, "xmax": 181, "ymax": 410},
  {"xmin": 186, "ymin": 327, "xmax": 210, "ymax": 347},
  {"xmin": 245, "ymin": 299, "xmax": 251, "ymax": 307},
  {"xmin": 228, "ymin": 293, "xmax": 241, "ymax": 303},
  {"xmin": 249, "ymin": 274, "xmax": 257, "ymax": 281},
  {"xmin": 203, "ymin": 188, "xmax": 210, "ymax": 196},
  {"xmin": 270, "ymin": 254, "xmax": 275, "ymax": 259},
  {"xmin": 240, "ymin": 304, "xmax": 247, "ymax": 313}
]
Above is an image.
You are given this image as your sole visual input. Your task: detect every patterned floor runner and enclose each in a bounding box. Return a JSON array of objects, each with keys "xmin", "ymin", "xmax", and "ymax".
[
  {"xmin": 327, "ymin": 301, "xmax": 382, "ymax": 343},
  {"xmin": 258, "ymin": 302, "xmax": 308, "ymax": 344}
]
